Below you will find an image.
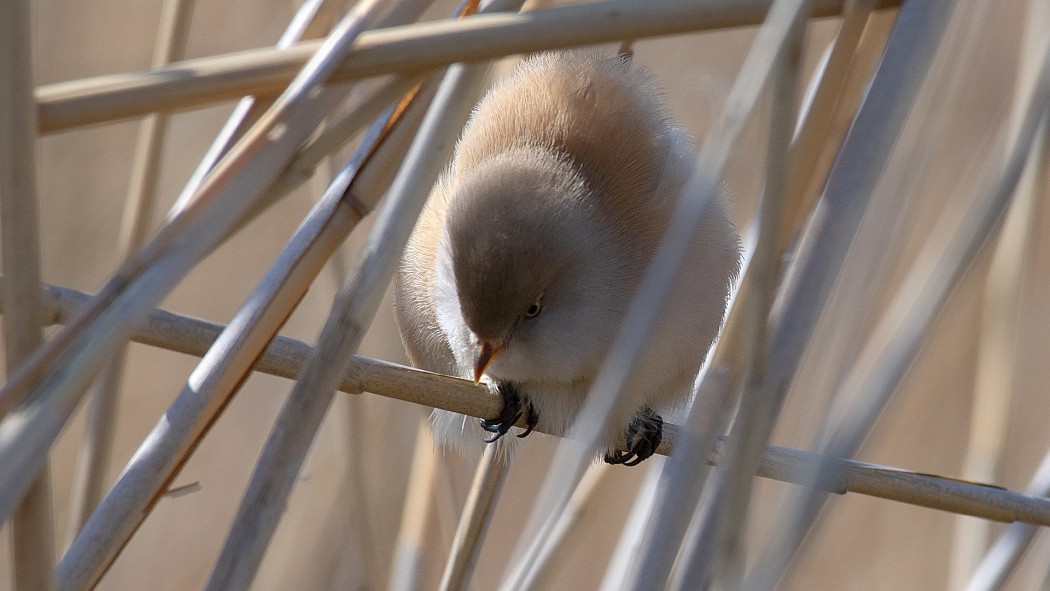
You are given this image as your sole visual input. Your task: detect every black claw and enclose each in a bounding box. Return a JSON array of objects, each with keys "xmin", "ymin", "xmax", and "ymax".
[
  {"xmin": 603, "ymin": 449, "xmax": 636, "ymax": 465},
  {"xmin": 517, "ymin": 402, "xmax": 539, "ymax": 438},
  {"xmin": 480, "ymin": 383, "xmax": 538, "ymax": 443},
  {"xmin": 604, "ymin": 407, "xmax": 663, "ymax": 466}
]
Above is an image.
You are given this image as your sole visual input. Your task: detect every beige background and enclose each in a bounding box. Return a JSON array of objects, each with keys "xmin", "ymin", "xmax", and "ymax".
[{"xmin": 2, "ymin": 0, "xmax": 1048, "ymax": 589}]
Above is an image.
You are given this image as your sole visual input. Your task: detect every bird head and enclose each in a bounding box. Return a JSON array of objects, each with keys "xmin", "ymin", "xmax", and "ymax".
[{"xmin": 444, "ymin": 148, "xmax": 625, "ymax": 386}]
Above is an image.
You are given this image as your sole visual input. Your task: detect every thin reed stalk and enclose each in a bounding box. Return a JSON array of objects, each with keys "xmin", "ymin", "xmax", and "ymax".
[
  {"xmin": 7, "ymin": 280, "xmax": 1050, "ymax": 527},
  {"xmin": 745, "ymin": 26, "xmax": 1050, "ymax": 591},
  {"xmin": 756, "ymin": 0, "xmax": 955, "ymax": 449},
  {"xmin": 203, "ymin": 55, "xmax": 499, "ymax": 591},
  {"xmin": 677, "ymin": 1, "xmax": 953, "ymax": 583},
  {"xmin": 600, "ymin": 463, "xmax": 664, "ymax": 591},
  {"xmin": 314, "ymin": 78, "xmax": 430, "ymax": 591},
  {"xmin": 0, "ymin": 0, "xmax": 393, "ymax": 529},
  {"xmin": 0, "ymin": 0, "xmax": 54, "ymax": 588},
  {"xmin": 647, "ymin": 6, "xmax": 884, "ymax": 587},
  {"xmin": 33, "ymin": 0, "xmax": 903, "ymax": 134},
  {"xmin": 312, "ymin": 8, "xmax": 438, "ymax": 586},
  {"xmin": 951, "ymin": 1, "xmax": 1049, "ymax": 585},
  {"xmin": 778, "ymin": 0, "xmax": 880, "ymax": 251},
  {"xmin": 388, "ymin": 422, "xmax": 441, "ymax": 591},
  {"xmin": 621, "ymin": 360, "xmax": 733, "ymax": 591},
  {"xmin": 439, "ymin": 445, "xmax": 510, "ymax": 591},
  {"xmin": 518, "ymin": 463, "xmax": 612, "ymax": 591},
  {"xmin": 57, "ymin": 72, "xmax": 429, "ymax": 591},
  {"xmin": 694, "ymin": 8, "xmax": 805, "ymax": 587},
  {"xmin": 967, "ymin": 448, "xmax": 1050, "ymax": 591},
  {"xmin": 172, "ymin": 0, "xmax": 344, "ymax": 212},
  {"xmin": 67, "ymin": 0, "xmax": 197, "ymax": 543}
]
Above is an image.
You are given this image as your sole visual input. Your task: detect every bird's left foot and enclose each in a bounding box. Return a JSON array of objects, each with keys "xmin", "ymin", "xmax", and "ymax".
[
  {"xmin": 604, "ymin": 407, "xmax": 663, "ymax": 466},
  {"xmin": 480, "ymin": 382, "xmax": 539, "ymax": 443}
]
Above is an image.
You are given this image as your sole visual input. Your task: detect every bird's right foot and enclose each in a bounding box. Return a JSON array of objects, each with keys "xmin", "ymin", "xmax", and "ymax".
[
  {"xmin": 480, "ymin": 382, "xmax": 539, "ymax": 443},
  {"xmin": 604, "ymin": 407, "xmax": 663, "ymax": 466}
]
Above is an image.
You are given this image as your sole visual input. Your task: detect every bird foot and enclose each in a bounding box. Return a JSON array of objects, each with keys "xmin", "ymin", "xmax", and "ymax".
[
  {"xmin": 604, "ymin": 407, "xmax": 663, "ymax": 466},
  {"xmin": 480, "ymin": 383, "xmax": 538, "ymax": 443}
]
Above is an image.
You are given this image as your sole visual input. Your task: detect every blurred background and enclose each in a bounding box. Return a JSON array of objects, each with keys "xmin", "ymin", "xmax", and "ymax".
[{"xmin": 3, "ymin": 0, "xmax": 1049, "ymax": 589}]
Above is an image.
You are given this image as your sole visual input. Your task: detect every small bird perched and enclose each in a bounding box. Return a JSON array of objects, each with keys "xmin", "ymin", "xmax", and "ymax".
[{"xmin": 394, "ymin": 51, "xmax": 740, "ymax": 465}]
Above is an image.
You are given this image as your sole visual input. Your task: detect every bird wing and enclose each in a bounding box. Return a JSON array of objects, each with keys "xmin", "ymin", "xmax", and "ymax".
[{"xmin": 393, "ymin": 177, "xmax": 459, "ymax": 377}]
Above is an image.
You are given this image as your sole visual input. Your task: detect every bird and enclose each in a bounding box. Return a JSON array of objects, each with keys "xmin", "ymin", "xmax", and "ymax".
[{"xmin": 394, "ymin": 51, "xmax": 740, "ymax": 465}]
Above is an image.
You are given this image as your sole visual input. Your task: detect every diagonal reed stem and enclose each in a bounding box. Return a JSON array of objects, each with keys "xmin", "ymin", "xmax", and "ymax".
[
  {"xmin": 0, "ymin": 0, "xmax": 392, "ymax": 531},
  {"xmin": 746, "ymin": 25, "xmax": 1050, "ymax": 591},
  {"xmin": 67, "ymin": 0, "xmax": 197, "ymax": 545},
  {"xmin": 57, "ymin": 73, "xmax": 430, "ymax": 591},
  {"xmin": 693, "ymin": 7, "xmax": 806, "ymax": 587},
  {"xmin": 439, "ymin": 445, "xmax": 510, "ymax": 591},
  {"xmin": 637, "ymin": 6, "xmax": 885, "ymax": 589},
  {"xmin": 172, "ymin": 0, "xmax": 343, "ymax": 213},
  {"xmin": 952, "ymin": 1, "xmax": 1049, "ymax": 586},
  {"xmin": 202, "ymin": 51, "xmax": 500, "ymax": 591}
]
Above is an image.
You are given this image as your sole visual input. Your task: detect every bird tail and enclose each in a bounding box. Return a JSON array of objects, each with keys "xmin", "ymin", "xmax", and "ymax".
[{"xmin": 429, "ymin": 408, "xmax": 517, "ymax": 463}]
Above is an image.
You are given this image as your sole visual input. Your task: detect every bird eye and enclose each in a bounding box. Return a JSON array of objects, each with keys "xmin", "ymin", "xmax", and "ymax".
[{"xmin": 523, "ymin": 298, "xmax": 543, "ymax": 319}]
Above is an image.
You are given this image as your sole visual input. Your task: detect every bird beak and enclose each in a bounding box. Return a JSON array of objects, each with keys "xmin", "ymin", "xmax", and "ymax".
[{"xmin": 473, "ymin": 340, "xmax": 503, "ymax": 383}]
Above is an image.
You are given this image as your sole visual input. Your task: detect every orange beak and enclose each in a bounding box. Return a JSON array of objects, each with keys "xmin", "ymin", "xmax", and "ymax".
[{"xmin": 473, "ymin": 340, "xmax": 503, "ymax": 383}]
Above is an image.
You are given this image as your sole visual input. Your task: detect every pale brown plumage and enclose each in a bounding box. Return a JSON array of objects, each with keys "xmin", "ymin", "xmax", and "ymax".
[{"xmin": 394, "ymin": 51, "xmax": 740, "ymax": 463}]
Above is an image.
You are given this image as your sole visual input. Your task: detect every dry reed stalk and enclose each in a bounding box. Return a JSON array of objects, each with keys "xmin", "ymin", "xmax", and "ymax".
[
  {"xmin": 315, "ymin": 76, "xmax": 433, "ymax": 591},
  {"xmin": 619, "ymin": 69, "xmax": 805, "ymax": 583},
  {"xmin": 950, "ymin": 199, "xmax": 1030, "ymax": 585},
  {"xmin": 746, "ymin": 23, "xmax": 1050, "ymax": 590},
  {"xmin": 0, "ymin": 0, "xmax": 55, "ymax": 588},
  {"xmin": 162, "ymin": 25, "xmax": 405, "ymax": 578},
  {"xmin": 759, "ymin": 8, "xmax": 897, "ymax": 461},
  {"xmin": 695, "ymin": 9, "xmax": 805, "ymax": 588},
  {"xmin": 439, "ymin": 445, "xmax": 510, "ymax": 591},
  {"xmin": 777, "ymin": 0, "xmax": 880, "ymax": 252},
  {"xmin": 622, "ymin": 356, "xmax": 736, "ymax": 590},
  {"xmin": 202, "ymin": 54, "xmax": 499, "ymax": 590},
  {"xmin": 33, "ymin": 0, "xmax": 904, "ymax": 134},
  {"xmin": 67, "ymin": 0, "xmax": 197, "ymax": 544},
  {"xmin": 600, "ymin": 463, "xmax": 664, "ymax": 591},
  {"xmin": 712, "ymin": 0, "xmax": 884, "ymax": 452},
  {"xmin": 964, "ymin": 15, "xmax": 1050, "ymax": 587},
  {"xmin": 197, "ymin": 3, "xmax": 489, "ymax": 587},
  {"xmin": 0, "ymin": 0, "xmax": 392, "ymax": 529},
  {"xmin": 23, "ymin": 281, "xmax": 504, "ymax": 418},
  {"xmin": 951, "ymin": 1, "xmax": 1049, "ymax": 585},
  {"xmin": 755, "ymin": 0, "xmax": 954, "ymax": 455},
  {"xmin": 967, "ymin": 443, "xmax": 1050, "ymax": 590},
  {"xmin": 57, "ymin": 76, "xmax": 431, "ymax": 591},
  {"xmin": 9, "ymin": 279, "xmax": 1050, "ymax": 527},
  {"xmin": 174, "ymin": 0, "xmax": 433, "ymax": 215},
  {"xmin": 173, "ymin": 0, "xmax": 344, "ymax": 212},
  {"xmin": 388, "ymin": 421, "xmax": 442, "ymax": 591},
  {"xmin": 634, "ymin": 6, "xmax": 884, "ymax": 587},
  {"xmin": 517, "ymin": 463, "xmax": 612, "ymax": 591},
  {"xmin": 312, "ymin": 75, "xmax": 434, "ymax": 591},
  {"xmin": 501, "ymin": 2, "xmax": 822, "ymax": 588},
  {"xmin": 675, "ymin": 1, "xmax": 955, "ymax": 586},
  {"xmin": 740, "ymin": 6, "xmax": 975, "ymax": 578},
  {"xmin": 964, "ymin": 179, "xmax": 1049, "ymax": 590}
]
